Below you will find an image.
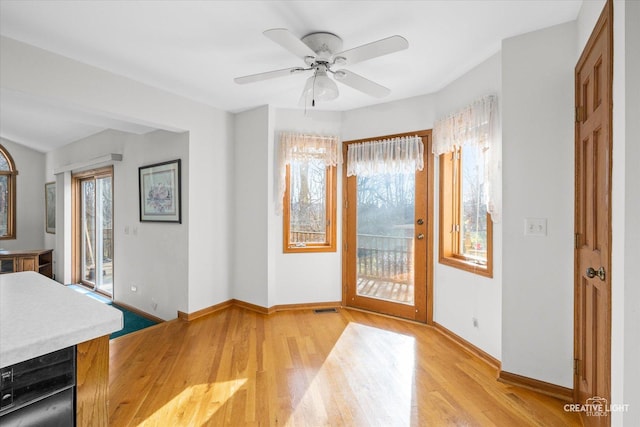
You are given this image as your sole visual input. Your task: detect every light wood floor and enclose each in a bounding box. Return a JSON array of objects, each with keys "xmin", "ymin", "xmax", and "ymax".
[{"xmin": 108, "ymin": 306, "xmax": 581, "ymax": 426}]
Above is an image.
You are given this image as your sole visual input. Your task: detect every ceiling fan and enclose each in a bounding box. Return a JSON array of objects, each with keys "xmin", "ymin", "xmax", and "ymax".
[{"xmin": 234, "ymin": 29, "xmax": 408, "ymax": 107}]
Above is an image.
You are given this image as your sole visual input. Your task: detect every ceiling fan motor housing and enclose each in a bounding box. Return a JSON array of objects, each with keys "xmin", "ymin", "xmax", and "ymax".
[{"xmin": 301, "ymin": 32, "xmax": 343, "ymax": 61}]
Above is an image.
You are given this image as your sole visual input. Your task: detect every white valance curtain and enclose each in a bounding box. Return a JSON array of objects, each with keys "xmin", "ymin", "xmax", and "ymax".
[
  {"xmin": 432, "ymin": 94, "xmax": 501, "ymax": 222},
  {"xmin": 276, "ymin": 132, "xmax": 340, "ymax": 215},
  {"xmin": 346, "ymin": 136, "xmax": 424, "ymax": 177}
]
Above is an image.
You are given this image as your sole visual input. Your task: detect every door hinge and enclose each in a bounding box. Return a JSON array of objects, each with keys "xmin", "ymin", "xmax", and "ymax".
[
  {"xmin": 575, "ymin": 106, "xmax": 585, "ymax": 123},
  {"xmin": 574, "ymin": 358, "xmax": 580, "ymax": 375},
  {"xmin": 575, "ymin": 233, "xmax": 580, "ymax": 249}
]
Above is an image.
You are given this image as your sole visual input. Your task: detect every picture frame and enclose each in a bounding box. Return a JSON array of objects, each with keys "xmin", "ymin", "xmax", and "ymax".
[
  {"xmin": 45, "ymin": 181, "xmax": 56, "ymax": 234},
  {"xmin": 139, "ymin": 159, "xmax": 182, "ymax": 223}
]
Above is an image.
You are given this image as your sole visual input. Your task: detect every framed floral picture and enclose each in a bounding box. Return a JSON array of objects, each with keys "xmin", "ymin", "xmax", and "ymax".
[
  {"xmin": 45, "ymin": 181, "xmax": 56, "ymax": 233},
  {"xmin": 139, "ymin": 159, "xmax": 181, "ymax": 223}
]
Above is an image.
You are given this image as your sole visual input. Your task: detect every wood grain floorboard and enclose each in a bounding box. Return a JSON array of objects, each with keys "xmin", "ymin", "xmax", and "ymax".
[{"xmin": 108, "ymin": 306, "xmax": 581, "ymax": 426}]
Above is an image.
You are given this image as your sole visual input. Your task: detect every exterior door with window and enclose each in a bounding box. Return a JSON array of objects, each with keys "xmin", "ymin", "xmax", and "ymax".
[
  {"xmin": 74, "ymin": 167, "xmax": 114, "ymax": 297},
  {"xmin": 343, "ymin": 131, "xmax": 432, "ymax": 322}
]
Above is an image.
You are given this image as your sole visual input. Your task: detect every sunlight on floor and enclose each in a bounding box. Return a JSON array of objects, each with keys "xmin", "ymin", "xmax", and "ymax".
[
  {"xmin": 287, "ymin": 322, "xmax": 415, "ymax": 426},
  {"xmin": 137, "ymin": 379, "xmax": 247, "ymax": 426}
]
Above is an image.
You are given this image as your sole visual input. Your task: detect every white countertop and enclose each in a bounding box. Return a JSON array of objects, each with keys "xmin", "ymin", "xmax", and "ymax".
[{"xmin": 0, "ymin": 271, "xmax": 123, "ymax": 367}]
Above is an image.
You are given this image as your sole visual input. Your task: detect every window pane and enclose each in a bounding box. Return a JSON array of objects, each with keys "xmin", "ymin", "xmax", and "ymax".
[
  {"xmin": 0, "ymin": 153, "xmax": 9, "ymax": 171},
  {"xmin": 288, "ymin": 158, "xmax": 327, "ymax": 245},
  {"xmin": 356, "ymin": 171, "xmax": 415, "ymax": 305},
  {"xmin": 460, "ymin": 145, "xmax": 487, "ymax": 261},
  {"xmin": 82, "ymin": 180, "xmax": 96, "ymax": 284},
  {"xmin": 0, "ymin": 175, "xmax": 7, "ymax": 236}
]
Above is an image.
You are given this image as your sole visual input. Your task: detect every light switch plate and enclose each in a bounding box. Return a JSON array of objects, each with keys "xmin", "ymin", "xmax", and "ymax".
[{"xmin": 524, "ymin": 218, "xmax": 547, "ymax": 236}]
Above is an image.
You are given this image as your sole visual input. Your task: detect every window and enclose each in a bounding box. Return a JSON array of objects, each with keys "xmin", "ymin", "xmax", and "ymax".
[
  {"xmin": 279, "ymin": 133, "xmax": 339, "ymax": 253},
  {"xmin": 0, "ymin": 145, "xmax": 17, "ymax": 240},
  {"xmin": 433, "ymin": 94, "xmax": 498, "ymax": 277},
  {"xmin": 439, "ymin": 146, "xmax": 492, "ymax": 277},
  {"xmin": 283, "ymin": 159, "xmax": 336, "ymax": 252}
]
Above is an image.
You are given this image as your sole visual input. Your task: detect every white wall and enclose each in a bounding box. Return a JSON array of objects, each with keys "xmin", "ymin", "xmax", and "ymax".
[
  {"xmin": 273, "ymin": 108, "xmax": 343, "ymax": 305},
  {"xmin": 432, "ymin": 53, "xmax": 502, "ymax": 359},
  {"xmin": 45, "ymin": 129, "xmax": 189, "ymax": 320},
  {"xmin": 232, "ymin": 107, "xmax": 344, "ymax": 308},
  {"xmin": 501, "ymin": 21, "xmax": 576, "ymax": 387},
  {"xmin": 341, "ymin": 94, "xmax": 435, "ymax": 142},
  {"xmin": 1, "ymin": 35, "xmax": 233, "ymax": 316},
  {"xmin": 233, "ymin": 106, "xmax": 270, "ymax": 307},
  {"xmin": 577, "ymin": 0, "xmax": 606, "ymax": 53},
  {"xmin": 0, "ymin": 137, "xmax": 45, "ymax": 251}
]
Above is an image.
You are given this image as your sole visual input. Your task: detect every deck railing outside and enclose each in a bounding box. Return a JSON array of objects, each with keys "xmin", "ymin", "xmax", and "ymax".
[
  {"xmin": 357, "ymin": 234, "xmax": 413, "ymax": 284},
  {"xmin": 290, "ymin": 231, "xmax": 414, "ymax": 285}
]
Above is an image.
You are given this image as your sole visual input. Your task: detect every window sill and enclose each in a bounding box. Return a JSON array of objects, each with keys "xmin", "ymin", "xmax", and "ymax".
[
  {"xmin": 439, "ymin": 255, "xmax": 493, "ymax": 278},
  {"xmin": 283, "ymin": 245, "xmax": 337, "ymax": 254}
]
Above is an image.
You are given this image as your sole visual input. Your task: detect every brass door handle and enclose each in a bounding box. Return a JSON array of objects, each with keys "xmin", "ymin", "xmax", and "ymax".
[
  {"xmin": 586, "ymin": 266, "xmax": 606, "ymax": 281},
  {"xmin": 416, "ymin": 233, "xmax": 424, "ymax": 240}
]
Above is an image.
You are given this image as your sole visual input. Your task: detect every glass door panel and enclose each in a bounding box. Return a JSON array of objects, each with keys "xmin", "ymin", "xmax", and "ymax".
[
  {"xmin": 356, "ymin": 172, "xmax": 415, "ymax": 305},
  {"xmin": 78, "ymin": 170, "xmax": 113, "ymax": 297},
  {"xmin": 96, "ymin": 176, "xmax": 113, "ymax": 295},
  {"xmin": 81, "ymin": 180, "xmax": 96, "ymax": 285}
]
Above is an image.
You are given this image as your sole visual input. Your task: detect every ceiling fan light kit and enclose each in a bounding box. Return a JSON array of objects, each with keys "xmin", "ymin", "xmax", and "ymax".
[
  {"xmin": 234, "ymin": 28, "xmax": 408, "ymax": 107},
  {"xmin": 302, "ymin": 68, "xmax": 339, "ymax": 107}
]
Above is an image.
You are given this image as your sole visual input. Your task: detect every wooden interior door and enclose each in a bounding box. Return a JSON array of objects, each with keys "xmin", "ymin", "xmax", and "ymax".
[
  {"xmin": 574, "ymin": 1, "xmax": 612, "ymax": 425},
  {"xmin": 343, "ymin": 130, "xmax": 433, "ymax": 323}
]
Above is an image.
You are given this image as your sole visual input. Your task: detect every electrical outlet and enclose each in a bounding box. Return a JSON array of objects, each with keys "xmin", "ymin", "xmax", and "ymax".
[{"xmin": 524, "ymin": 218, "xmax": 547, "ymax": 236}]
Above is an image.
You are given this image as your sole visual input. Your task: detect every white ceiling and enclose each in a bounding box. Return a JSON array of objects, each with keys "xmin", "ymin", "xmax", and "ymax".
[{"xmin": 0, "ymin": 0, "xmax": 582, "ymax": 152}]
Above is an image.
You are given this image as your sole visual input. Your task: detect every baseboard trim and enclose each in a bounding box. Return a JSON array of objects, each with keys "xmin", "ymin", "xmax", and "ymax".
[
  {"xmin": 113, "ymin": 300, "xmax": 165, "ymax": 324},
  {"xmin": 270, "ymin": 301, "xmax": 342, "ymax": 313},
  {"xmin": 177, "ymin": 299, "xmax": 343, "ymax": 320},
  {"xmin": 432, "ymin": 322, "xmax": 501, "ymax": 371},
  {"xmin": 498, "ymin": 370, "xmax": 574, "ymax": 402},
  {"xmin": 232, "ymin": 299, "xmax": 270, "ymax": 315},
  {"xmin": 178, "ymin": 299, "xmax": 235, "ymax": 321}
]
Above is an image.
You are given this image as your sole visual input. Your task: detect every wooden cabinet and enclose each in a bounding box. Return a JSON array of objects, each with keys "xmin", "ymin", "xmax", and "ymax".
[{"xmin": 0, "ymin": 249, "xmax": 53, "ymax": 278}]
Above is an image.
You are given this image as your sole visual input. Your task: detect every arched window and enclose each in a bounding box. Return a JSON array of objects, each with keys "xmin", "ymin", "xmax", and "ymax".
[{"xmin": 0, "ymin": 144, "xmax": 17, "ymax": 239}]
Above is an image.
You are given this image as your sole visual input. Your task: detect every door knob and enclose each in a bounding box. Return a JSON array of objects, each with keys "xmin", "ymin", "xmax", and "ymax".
[
  {"xmin": 416, "ymin": 218, "xmax": 424, "ymax": 225},
  {"xmin": 416, "ymin": 233, "xmax": 424, "ymax": 240},
  {"xmin": 586, "ymin": 266, "xmax": 606, "ymax": 281}
]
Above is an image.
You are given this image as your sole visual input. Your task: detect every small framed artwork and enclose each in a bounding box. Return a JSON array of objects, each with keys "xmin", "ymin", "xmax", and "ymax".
[
  {"xmin": 139, "ymin": 159, "xmax": 182, "ymax": 223},
  {"xmin": 45, "ymin": 182, "xmax": 56, "ymax": 234}
]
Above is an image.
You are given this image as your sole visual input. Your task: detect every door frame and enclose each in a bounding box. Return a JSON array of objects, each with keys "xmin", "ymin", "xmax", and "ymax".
[
  {"xmin": 71, "ymin": 166, "xmax": 114, "ymax": 294},
  {"xmin": 342, "ymin": 129, "xmax": 434, "ymax": 324},
  {"xmin": 573, "ymin": 0, "xmax": 613, "ymax": 418}
]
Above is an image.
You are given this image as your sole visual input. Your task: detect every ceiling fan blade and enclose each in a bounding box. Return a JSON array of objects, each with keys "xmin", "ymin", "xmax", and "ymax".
[
  {"xmin": 334, "ymin": 35, "xmax": 408, "ymax": 65},
  {"xmin": 234, "ymin": 67, "xmax": 302, "ymax": 84},
  {"xmin": 334, "ymin": 70, "xmax": 390, "ymax": 98},
  {"xmin": 263, "ymin": 28, "xmax": 316, "ymax": 59}
]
